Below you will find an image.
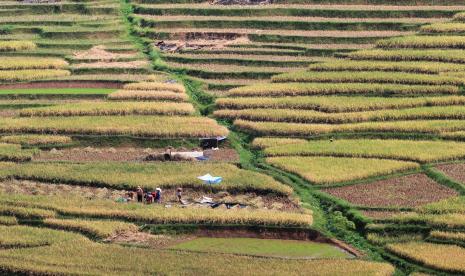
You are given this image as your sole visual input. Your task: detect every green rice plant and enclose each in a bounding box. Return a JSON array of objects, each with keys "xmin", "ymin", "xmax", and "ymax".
[
  {"xmin": 216, "ymin": 96, "xmax": 465, "ymax": 113},
  {"xmin": 0, "ymin": 225, "xmax": 78, "ymax": 248},
  {"xmin": 252, "ymin": 137, "xmax": 307, "ymax": 149},
  {"xmin": 234, "ymin": 119, "xmax": 465, "ymax": 137},
  {"xmin": 387, "ymin": 242, "xmax": 465, "ymax": 274},
  {"xmin": 262, "ymin": 139, "xmax": 465, "ymax": 163},
  {"xmin": 430, "ymin": 231, "xmax": 465, "ymax": 243},
  {"xmin": 308, "ymin": 60, "xmax": 465, "ymax": 74},
  {"xmin": 421, "ymin": 23, "xmax": 465, "ymax": 34},
  {"xmin": 216, "ymin": 106, "xmax": 465, "ymax": 124},
  {"xmin": 418, "ymin": 196, "xmax": 465, "ymax": 215},
  {"xmin": 271, "ymin": 71, "xmax": 463, "ymax": 86},
  {"xmin": 0, "ymin": 115, "xmax": 229, "ymax": 138},
  {"xmin": 227, "ymin": 83, "xmax": 458, "ymax": 97},
  {"xmin": 377, "ymin": 36, "xmax": 465, "ymax": 49},
  {"xmin": 0, "ymin": 143, "xmax": 37, "ymax": 162},
  {"xmin": 349, "ymin": 49, "xmax": 465, "ymax": 63},
  {"xmin": 0, "ymin": 135, "xmax": 72, "ymax": 146},
  {"xmin": 0, "ymin": 161, "xmax": 292, "ymax": 195},
  {"xmin": 0, "ymin": 69, "xmax": 70, "ymax": 82},
  {"xmin": 0, "ymin": 57, "xmax": 68, "ymax": 70},
  {"xmin": 19, "ymin": 102, "xmax": 195, "ymax": 117},
  {"xmin": 0, "ymin": 237, "xmax": 393, "ymax": 275},
  {"xmin": 0, "ymin": 216, "xmax": 17, "ymax": 226},
  {"xmin": 367, "ymin": 233, "xmax": 423, "ymax": 246},
  {"xmin": 123, "ymin": 82, "xmax": 185, "ymax": 93},
  {"xmin": 0, "ymin": 40, "xmax": 35, "ymax": 52},
  {"xmin": 42, "ymin": 218, "xmax": 137, "ymax": 239},
  {"xmin": 266, "ymin": 156, "xmax": 419, "ymax": 185},
  {"xmin": 108, "ymin": 90, "xmax": 188, "ymax": 101},
  {"xmin": 0, "ymin": 193, "xmax": 311, "ymax": 227}
]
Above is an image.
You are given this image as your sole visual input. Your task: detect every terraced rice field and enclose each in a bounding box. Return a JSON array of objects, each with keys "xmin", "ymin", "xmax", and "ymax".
[
  {"xmin": 212, "ymin": 5, "xmax": 465, "ymax": 275},
  {"xmin": 130, "ymin": 1, "xmax": 463, "ymax": 94},
  {"xmin": 1, "ymin": 0, "xmax": 465, "ymax": 274}
]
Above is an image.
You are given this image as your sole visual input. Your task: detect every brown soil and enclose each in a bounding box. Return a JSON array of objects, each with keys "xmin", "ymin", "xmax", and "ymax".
[
  {"xmin": 322, "ymin": 174, "xmax": 458, "ymax": 208},
  {"xmin": 35, "ymin": 147, "xmax": 239, "ymax": 163},
  {"xmin": 156, "ymin": 37, "xmax": 250, "ymax": 52},
  {"xmin": 0, "ymin": 81, "xmax": 123, "ymax": 89},
  {"xmin": 435, "ymin": 163, "xmax": 465, "ymax": 184},
  {"xmin": 203, "ymin": 148, "xmax": 239, "ymax": 162},
  {"xmin": 105, "ymin": 230, "xmax": 193, "ymax": 248},
  {"xmin": 360, "ymin": 210, "xmax": 412, "ymax": 220},
  {"xmin": 73, "ymin": 45, "xmax": 137, "ymax": 61}
]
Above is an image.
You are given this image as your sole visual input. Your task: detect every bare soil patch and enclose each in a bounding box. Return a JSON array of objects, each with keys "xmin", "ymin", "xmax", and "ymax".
[
  {"xmin": 156, "ymin": 37, "xmax": 249, "ymax": 52},
  {"xmin": 435, "ymin": 163, "xmax": 465, "ymax": 184},
  {"xmin": 73, "ymin": 45, "xmax": 137, "ymax": 61},
  {"xmin": 323, "ymin": 174, "xmax": 458, "ymax": 208},
  {"xmin": 35, "ymin": 147, "xmax": 239, "ymax": 162}
]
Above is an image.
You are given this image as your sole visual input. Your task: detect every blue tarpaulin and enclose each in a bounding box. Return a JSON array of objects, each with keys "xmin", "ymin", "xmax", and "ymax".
[{"xmin": 198, "ymin": 174, "xmax": 223, "ymax": 185}]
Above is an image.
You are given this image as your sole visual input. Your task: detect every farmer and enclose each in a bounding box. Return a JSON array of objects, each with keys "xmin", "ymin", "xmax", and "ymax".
[
  {"xmin": 136, "ymin": 186, "xmax": 144, "ymax": 203},
  {"xmin": 154, "ymin": 188, "xmax": 162, "ymax": 203},
  {"xmin": 146, "ymin": 192, "xmax": 153, "ymax": 204},
  {"xmin": 176, "ymin": 187, "xmax": 183, "ymax": 203}
]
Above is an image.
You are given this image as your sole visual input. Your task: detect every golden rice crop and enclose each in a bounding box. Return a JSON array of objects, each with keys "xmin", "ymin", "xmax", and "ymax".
[
  {"xmin": 0, "ymin": 205, "xmax": 55, "ymax": 219},
  {"xmin": 430, "ymin": 231, "xmax": 465, "ymax": 243},
  {"xmin": 123, "ymin": 82, "xmax": 185, "ymax": 93},
  {"xmin": 262, "ymin": 139, "xmax": 465, "ymax": 163},
  {"xmin": 387, "ymin": 242, "xmax": 465, "ymax": 274},
  {"xmin": 216, "ymin": 96, "xmax": 465, "ymax": 113},
  {"xmin": 19, "ymin": 102, "xmax": 195, "ymax": 117},
  {"xmin": 308, "ymin": 60, "xmax": 465, "ymax": 74},
  {"xmin": 271, "ymin": 71, "xmax": 463, "ymax": 86},
  {"xmin": 0, "ymin": 57, "xmax": 68, "ymax": 70},
  {"xmin": 366, "ymin": 233, "xmax": 423, "ymax": 246},
  {"xmin": 421, "ymin": 22, "xmax": 465, "ymax": 34},
  {"xmin": 266, "ymin": 156, "xmax": 419, "ymax": 185},
  {"xmin": 43, "ymin": 218, "xmax": 137, "ymax": 239},
  {"xmin": 108, "ymin": 90, "xmax": 189, "ymax": 101},
  {"xmin": 234, "ymin": 119, "xmax": 465, "ymax": 137},
  {"xmin": 0, "ymin": 41, "xmax": 36, "ymax": 52},
  {"xmin": 0, "ymin": 135, "xmax": 72, "ymax": 146},
  {"xmin": 252, "ymin": 137, "xmax": 307, "ymax": 149},
  {"xmin": 0, "ymin": 216, "xmax": 17, "ymax": 226},
  {"xmin": 227, "ymin": 83, "xmax": 458, "ymax": 97},
  {"xmin": 349, "ymin": 49, "xmax": 465, "ymax": 63},
  {"xmin": 0, "ymin": 161, "xmax": 292, "ymax": 195},
  {"xmin": 0, "ymin": 193, "xmax": 311, "ymax": 227},
  {"xmin": 0, "ymin": 237, "xmax": 393, "ymax": 275},
  {"xmin": 216, "ymin": 106, "xmax": 465, "ymax": 124},
  {"xmin": 0, "ymin": 143, "xmax": 37, "ymax": 162},
  {"xmin": 377, "ymin": 36, "xmax": 465, "ymax": 49},
  {"xmin": 0, "ymin": 115, "xmax": 228, "ymax": 138},
  {"xmin": 0, "ymin": 225, "xmax": 77, "ymax": 248},
  {"xmin": 0, "ymin": 69, "xmax": 70, "ymax": 82}
]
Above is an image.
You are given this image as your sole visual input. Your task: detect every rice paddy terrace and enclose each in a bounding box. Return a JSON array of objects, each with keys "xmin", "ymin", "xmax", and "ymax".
[
  {"xmin": 0, "ymin": 0, "xmax": 465, "ymax": 274},
  {"xmin": 132, "ymin": 0, "xmax": 465, "ymax": 95}
]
